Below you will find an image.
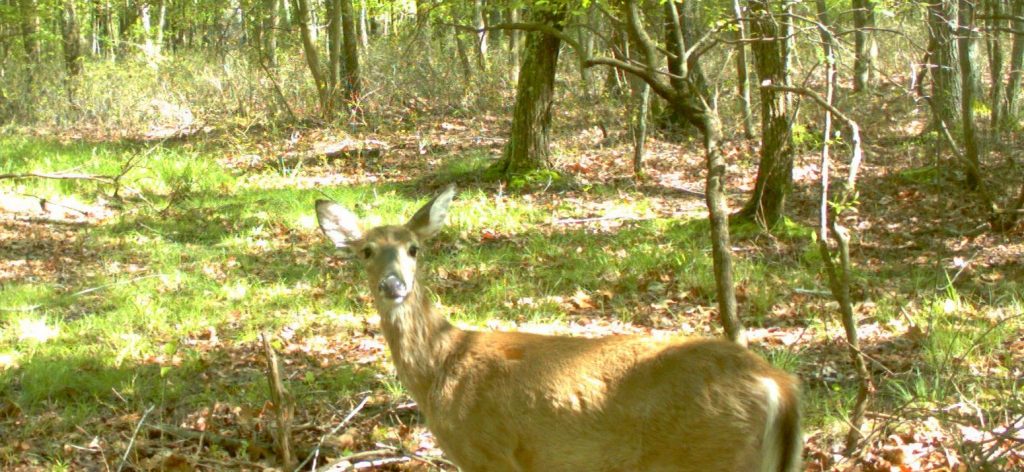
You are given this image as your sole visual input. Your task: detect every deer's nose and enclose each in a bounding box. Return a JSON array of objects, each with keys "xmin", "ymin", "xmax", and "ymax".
[{"xmin": 378, "ymin": 274, "xmax": 409, "ymax": 300}]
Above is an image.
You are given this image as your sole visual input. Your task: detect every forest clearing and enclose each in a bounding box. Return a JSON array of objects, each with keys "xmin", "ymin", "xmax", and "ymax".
[{"xmin": 1, "ymin": 0, "xmax": 1023, "ymax": 471}]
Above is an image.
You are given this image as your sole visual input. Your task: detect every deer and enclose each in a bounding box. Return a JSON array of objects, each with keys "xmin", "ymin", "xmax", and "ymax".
[{"xmin": 314, "ymin": 185, "xmax": 802, "ymax": 472}]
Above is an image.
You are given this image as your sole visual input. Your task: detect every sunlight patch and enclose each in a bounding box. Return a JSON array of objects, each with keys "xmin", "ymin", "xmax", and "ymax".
[
  {"xmin": 0, "ymin": 351, "xmax": 18, "ymax": 370},
  {"xmin": 18, "ymin": 318, "xmax": 59, "ymax": 343}
]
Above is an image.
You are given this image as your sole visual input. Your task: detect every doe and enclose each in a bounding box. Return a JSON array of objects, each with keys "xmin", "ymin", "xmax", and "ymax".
[{"xmin": 315, "ymin": 185, "xmax": 802, "ymax": 472}]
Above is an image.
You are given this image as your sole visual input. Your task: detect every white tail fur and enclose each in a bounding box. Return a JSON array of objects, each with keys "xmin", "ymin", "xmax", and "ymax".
[{"xmin": 315, "ymin": 185, "xmax": 802, "ymax": 472}]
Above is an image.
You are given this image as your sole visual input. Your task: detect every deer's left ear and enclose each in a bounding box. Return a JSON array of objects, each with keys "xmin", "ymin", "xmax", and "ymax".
[{"xmin": 406, "ymin": 184, "xmax": 456, "ymax": 241}]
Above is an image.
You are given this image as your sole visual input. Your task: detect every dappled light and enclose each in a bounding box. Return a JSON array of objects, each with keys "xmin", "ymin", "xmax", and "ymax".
[{"xmin": 2, "ymin": 0, "xmax": 1024, "ymax": 471}]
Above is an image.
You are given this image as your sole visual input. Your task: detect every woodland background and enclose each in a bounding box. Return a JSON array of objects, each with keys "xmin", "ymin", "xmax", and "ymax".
[{"xmin": 0, "ymin": 0, "xmax": 1022, "ymax": 470}]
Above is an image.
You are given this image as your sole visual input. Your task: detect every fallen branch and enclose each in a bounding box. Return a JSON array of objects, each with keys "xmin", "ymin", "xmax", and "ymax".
[
  {"xmin": 550, "ymin": 215, "xmax": 655, "ymax": 225},
  {"xmin": 146, "ymin": 423, "xmax": 274, "ymax": 458},
  {"xmin": 0, "ymin": 172, "xmax": 116, "ymax": 183},
  {"xmin": 117, "ymin": 405, "xmax": 155, "ymax": 472},
  {"xmin": 262, "ymin": 332, "xmax": 296, "ymax": 470},
  {"xmin": 298, "ymin": 394, "xmax": 371, "ymax": 472}
]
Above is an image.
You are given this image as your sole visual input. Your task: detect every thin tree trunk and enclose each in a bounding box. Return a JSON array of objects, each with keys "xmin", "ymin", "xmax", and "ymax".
[
  {"xmin": 61, "ymin": 0, "xmax": 83, "ymax": 78},
  {"xmin": 1003, "ymin": 0, "xmax": 1024, "ymax": 128},
  {"xmin": 928, "ymin": 0, "xmax": 962, "ymax": 133},
  {"xmin": 852, "ymin": 0, "xmax": 875, "ymax": 92},
  {"xmin": 263, "ymin": 0, "xmax": 278, "ymax": 67},
  {"xmin": 959, "ymin": 0, "xmax": 983, "ymax": 189},
  {"xmin": 359, "ymin": 0, "xmax": 369, "ymax": 48},
  {"xmin": 987, "ymin": 0, "xmax": 1005, "ymax": 141},
  {"xmin": 156, "ymin": 0, "xmax": 165, "ymax": 53},
  {"xmin": 295, "ymin": 0, "xmax": 331, "ymax": 118},
  {"xmin": 326, "ymin": 0, "xmax": 342, "ymax": 92},
  {"xmin": 473, "ymin": 0, "xmax": 488, "ymax": 71},
  {"xmin": 339, "ymin": 0, "xmax": 361, "ymax": 99},
  {"xmin": 19, "ymin": 0, "xmax": 40, "ymax": 61},
  {"xmin": 509, "ymin": 7, "xmax": 520, "ymax": 82},
  {"xmin": 629, "ymin": 76, "xmax": 650, "ymax": 178},
  {"xmin": 816, "ymin": 0, "xmax": 839, "ymax": 93},
  {"xmin": 704, "ymin": 107, "xmax": 747, "ymax": 347},
  {"xmin": 732, "ymin": 0, "xmax": 755, "ymax": 138}
]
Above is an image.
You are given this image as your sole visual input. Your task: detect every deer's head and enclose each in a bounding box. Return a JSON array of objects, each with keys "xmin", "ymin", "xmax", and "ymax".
[{"xmin": 315, "ymin": 185, "xmax": 455, "ymax": 310}]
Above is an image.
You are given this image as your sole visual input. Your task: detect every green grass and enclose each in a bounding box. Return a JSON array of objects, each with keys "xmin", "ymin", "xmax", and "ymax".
[{"xmin": 1, "ymin": 134, "xmax": 1022, "ymax": 468}]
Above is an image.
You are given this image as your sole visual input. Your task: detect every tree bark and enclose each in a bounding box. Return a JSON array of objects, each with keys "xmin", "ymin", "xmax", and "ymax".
[
  {"xmin": 732, "ymin": 0, "xmax": 755, "ymax": 139},
  {"xmin": 473, "ymin": 0, "xmax": 488, "ymax": 71},
  {"xmin": 737, "ymin": 0, "xmax": 795, "ymax": 229},
  {"xmin": 958, "ymin": 0, "xmax": 983, "ymax": 189},
  {"xmin": 663, "ymin": 0, "xmax": 710, "ymax": 133},
  {"xmin": 1004, "ymin": 0, "xmax": 1024, "ymax": 128},
  {"xmin": 497, "ymin": 8, "xmax": 566, "ymax": 176},
  {"xmin": 263, "ymin": 0, "xmax": 279, "ymax": 67},
  {"xmin": 629, "ymin": 74, "xmax": 650, "ymax": 178},
  {"xmin": 509, "ymin": 7, "xmax": 521, "ymax": 82},
  {"xmin": 852, "ymin": 0, "xmax": 875, "ymax": 92},
  {"xmin": 928, "ymin": 0, "xmax": 962, "ymax": 133},
  {"xmin": 326, "ymin": 0, "xmax": 342, "ymax": 92},
  {"xmin": 339, "ymin": 0, "xmax": 361, "ymax": 99},
  {"xmin": 61, "ymin": 0, "xmax": 83, "ymax": 78},
  {"xmin": 986, "ymin": 0, "xmax": 1005, "ymax": 141},
  {"xmin": 358, "ymin": 0, "xmax": 369, "ymax": 48},
  {"xmin": 19, "ymin": 0, "xmax": 40, "ymax": 61},
  {"xmin": 295, "ymin": 0, "xmax": 331, "ymax": 118}
]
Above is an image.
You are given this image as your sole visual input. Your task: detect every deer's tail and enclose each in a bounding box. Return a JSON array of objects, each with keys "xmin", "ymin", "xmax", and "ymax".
[{"xmin": 759, "ymin": 376, "xmax": 802, "ymax": 472}]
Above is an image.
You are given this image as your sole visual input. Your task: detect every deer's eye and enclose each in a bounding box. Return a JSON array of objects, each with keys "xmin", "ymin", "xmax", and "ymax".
[
  {"xmin": 408, "ymin": 245, "xmax": 419, "ymax": 258},
  {"xmin": 362, "ymin": 247, "xmax": 373, "ymax": 259}
]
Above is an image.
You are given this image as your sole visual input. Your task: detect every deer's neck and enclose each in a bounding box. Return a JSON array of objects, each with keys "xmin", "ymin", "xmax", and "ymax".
[{"xmin": 375, "ymin": 283, "xmax": 461, "ymax": 404}]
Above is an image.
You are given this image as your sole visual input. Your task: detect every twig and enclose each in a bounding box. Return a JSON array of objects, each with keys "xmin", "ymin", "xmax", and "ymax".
[
  {"xmin": 298, "ymin": 394, "xmax": 371, "ymax": 472},
  {"xmin": 117, "ymin": 405, "xmax": 154, "ymax": 472},
  {"xmin": 146, "ymin": 423, "xmax": 274, "ymax": 456},
  {"xmin": 0, "ymin": 172, "xmax": 115, "ymax": 183},
  {"xmin": 550, "ymin": 215, "xmax": 655, "ymax": 225},
  {"xmin": 262, "ymin": 332, "xmax": 296, "ymax": 470},
  {"xmin": 71, "ymin": 274, "xmax": 165, "ymax": 297}
]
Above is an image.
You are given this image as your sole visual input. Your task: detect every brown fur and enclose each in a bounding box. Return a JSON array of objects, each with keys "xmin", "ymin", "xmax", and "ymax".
[{"xmin": 315, "ymin": 188, "xmax": 802, "ymax": 472}]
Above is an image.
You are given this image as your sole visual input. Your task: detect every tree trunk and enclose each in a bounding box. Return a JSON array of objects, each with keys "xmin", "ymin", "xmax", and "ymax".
[
  {"xmin": 852, "ymin": 0, "xmax": 875, "ymax": 92},
  {"xmin": 732, "ymin": 0, "xmax": 755, "ymax": 138},
  {"xmin": 263, "ymin": 0, "xmax": 279, "ymax": 67},
  {"xmin": 295, "ymin": 0, "xmax": 331, "ymax": 117},
  {"xmin": 662, "ymin": 1, "xmax": 710, "ymax": 133},
  {"xmin": 959, "ymin": 0, "xmax": 983, "ymax": 189},
  {"xmin": 986, "ymin": 0, "xmax": 1005, "ymax": 141},
  {"xmin": 738, "ymin": 0, "xmax": 795, "ymax": 229},
  {"xmin": 816, "ymin": 0, "xmax": 839, "ymax": 93},
  {"xmin": 509, "ymin": 8, "xmax": 520, "ymax": 82},
  {"xmin": 497, "ymin": 8, "xmax": 565, "ymax": 176},
  {"xmin": 473, "ymin": 0, "xmax": 488, "ymax": 70},
  {"xmin": 1004, "ymin": 0, "xmax": 1024, "ymax": 128},
  {"xmin": 61, "ymin": 0, "xmax": 83, "ymax": 78},
  {"xmin": 339, "ymin": 0, "xmax": 361, "ymax": 98},
  {"xmin": 629, "ymin": 74, "xmax": 650, "ymax": 178},
  {"xmin": 19, "ymin": 0, "xmax": 40, "ymax": 61},
  {"xmin": 704, "ymin": 109, "xmax": 747, "ymax": 346},
  {"xmin": 928, "ymin": 0, "xmax": 962, "ymax": 133},
  {"xmin": 326, "ymin": 0, "xmax": 342, "ymax": 92},
  {"xmin": 156, "ymin": 0, "xmax": 166, "ymax": 52},
  {"xmin": 359, "ymin": 0, "xmax": 369, "ymax": 48}
]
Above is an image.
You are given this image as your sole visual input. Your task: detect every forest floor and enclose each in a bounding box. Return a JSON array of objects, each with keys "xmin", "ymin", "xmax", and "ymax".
[{"xmin": 1, "ymin": 84, "xmax": 1023, "ymax": 471}]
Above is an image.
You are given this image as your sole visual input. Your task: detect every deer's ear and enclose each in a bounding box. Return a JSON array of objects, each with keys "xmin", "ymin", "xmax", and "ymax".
[
  {"xmin": 406, "ymin": 184, "xmax": 456, "ymax": 241},
  {"xmin": 316, "ymin": 200, "xmax": 363, "ymax": 249}
]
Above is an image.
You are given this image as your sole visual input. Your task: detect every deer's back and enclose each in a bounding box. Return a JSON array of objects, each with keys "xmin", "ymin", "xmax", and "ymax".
[{"xmin": 420, "ymin": 330, "xmax": 794, "ymax": 472}]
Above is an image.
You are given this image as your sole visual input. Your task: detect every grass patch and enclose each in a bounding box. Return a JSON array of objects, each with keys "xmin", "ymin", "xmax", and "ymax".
[{"xmin": 1, "ymin": 135, "xmax": 1022, "ymax": 469}]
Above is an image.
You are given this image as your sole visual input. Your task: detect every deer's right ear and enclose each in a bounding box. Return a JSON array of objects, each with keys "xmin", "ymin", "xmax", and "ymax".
[{"xmin": 315, "ymin": 200, "xmax": 363, "ymax": 249}]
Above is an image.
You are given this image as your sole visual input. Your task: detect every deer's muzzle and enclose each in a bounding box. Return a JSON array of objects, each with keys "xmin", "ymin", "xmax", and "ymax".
[{"xmin": 378, "ymin": 274, "xmax": 409, "ymax": 301}]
